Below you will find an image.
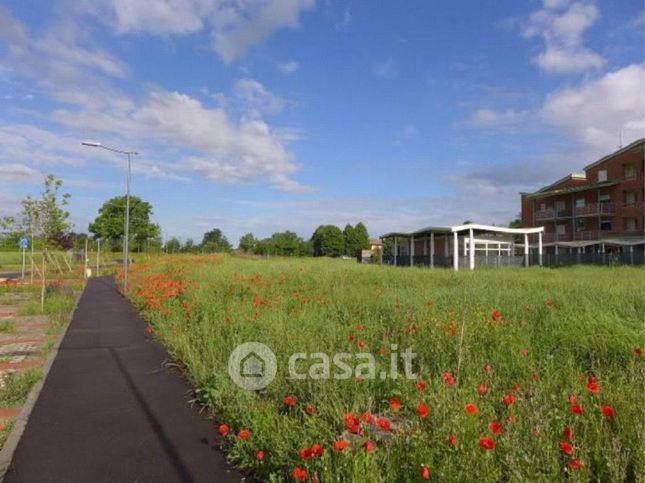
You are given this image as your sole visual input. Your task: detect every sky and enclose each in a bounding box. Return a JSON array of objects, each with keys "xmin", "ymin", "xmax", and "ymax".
[{"xmin": 0, "ymin": 0, "xmax": 643, "ymax": 245}]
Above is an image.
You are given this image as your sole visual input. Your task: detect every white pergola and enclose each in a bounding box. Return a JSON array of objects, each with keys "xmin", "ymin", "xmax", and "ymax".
[{"xmin": 382, "ymin": 223, "xmax": 545, "ymax": 270}]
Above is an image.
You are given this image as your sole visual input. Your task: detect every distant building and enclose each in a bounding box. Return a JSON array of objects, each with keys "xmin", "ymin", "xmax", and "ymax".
[
  {"xmin": 369, "ymin": 237, "xmax": 382, "ymax": 252},
  {"xmin": 520, "ymin": 138, "xmax": 645, "ymax": 256}
]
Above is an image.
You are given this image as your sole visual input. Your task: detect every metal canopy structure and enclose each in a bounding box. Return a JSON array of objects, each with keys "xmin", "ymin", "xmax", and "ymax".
[{"xmin": 381, "ymin": 223, "xmax": 545, "ymax": 271}]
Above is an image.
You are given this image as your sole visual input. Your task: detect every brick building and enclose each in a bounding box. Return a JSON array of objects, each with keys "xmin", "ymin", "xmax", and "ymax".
[{"xmin": 520, "ymin": 138, "xmax": 645, "ymax": 255}]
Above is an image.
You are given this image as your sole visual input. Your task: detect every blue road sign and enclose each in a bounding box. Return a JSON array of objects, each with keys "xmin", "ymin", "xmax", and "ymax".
[{"xmin": 19, "ymin": 236, "xmax": 28, "ymax": 249}]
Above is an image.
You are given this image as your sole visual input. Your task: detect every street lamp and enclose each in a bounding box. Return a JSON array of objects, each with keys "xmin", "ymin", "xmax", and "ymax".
[{"xmin": 82, "ymin": 141, "xmax": 138, "ymax": 293}]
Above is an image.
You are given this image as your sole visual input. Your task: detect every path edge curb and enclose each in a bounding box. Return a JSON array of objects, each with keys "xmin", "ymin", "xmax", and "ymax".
[{"xmin": 0, "ymin": 285, "xmax": 85, "ymax": 481}]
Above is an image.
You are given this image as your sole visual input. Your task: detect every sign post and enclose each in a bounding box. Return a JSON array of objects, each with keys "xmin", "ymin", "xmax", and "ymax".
[{"xmin": 19, "ymin": 236, "xmax": 28, "ymax": 280}]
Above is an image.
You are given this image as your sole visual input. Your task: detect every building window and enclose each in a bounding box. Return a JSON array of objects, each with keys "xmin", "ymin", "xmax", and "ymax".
[
  {"xmin": 624, "ymin": 190, "xmax": 637, "ymax": 206},
  {"xmin": 597, "ymin": 170, "xmax": 607, "ymax": 182},
  {"xmin": 624, "ymin": 164, "xmax": 636, "ymax": 179},
  {"xmin": 625, "ymin": 218, "xmax": 638, "ymax": 231},
  {"xmin": 600, "ymin": 220, "xmax": 612, "ymax": 231},
  {"xmin": 575, "ymin": 198, "xmax": 585, "ymax": 208},
  {"xmin": 575, "ymin": 219, "xmax": 586, "ymax": 232}
]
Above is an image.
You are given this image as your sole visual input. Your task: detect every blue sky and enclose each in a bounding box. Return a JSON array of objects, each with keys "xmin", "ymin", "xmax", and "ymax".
[{"xmin": 0, "ymin": 0, "xmax": 643, "ymax": 244}]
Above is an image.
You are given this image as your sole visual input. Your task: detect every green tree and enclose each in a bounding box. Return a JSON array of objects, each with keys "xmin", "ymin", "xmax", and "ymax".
[
  {"xmin": 311, "ymin": 225, "xmax": 345, "ymax": 257},
  {"xmin": 164, "ymin": 237, "xmax": 182, "ymax": 253},
  {"xmin": 239, "ymin": 233, "xmax": 258, "ymax": 252},
  {"xmin": 344, "ymin": 222, "xmax": 370, "ymax": 257},
  {"xmin": 89, "ymin": 195, "xmax": 159, "ymax": 252},
  {"xmin": 201, "ymin": 228, "xmax": 232, "ymax": 253},
  {"xmin": 508, "ymin": 218, "xmax": 522, "ymax": 228},
  {"xmin": 182, "ymin": 239, "xmax": 197, "ymax": 253}
]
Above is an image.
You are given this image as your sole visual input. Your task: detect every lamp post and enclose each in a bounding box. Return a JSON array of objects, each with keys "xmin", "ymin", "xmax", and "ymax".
[{"xmin": 82, "ymin": 141, "xmax": 137, "ymax": 293}]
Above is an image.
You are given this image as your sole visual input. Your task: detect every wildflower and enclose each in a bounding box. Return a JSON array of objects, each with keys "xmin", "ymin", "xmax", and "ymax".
[
  {"xmin": 255, "ymin": 450, "xmax": 265, "ymax": 461},
  {"xmin": 570, "ymin": 404, "xmax": 583, "ymax": 415},
  {"xmin": 379, "ymin": 346, "xmax": 388, "ymax": 356},
  {"xmin": 284, "ymin": 395, "xmax": 297, "ymax": 407},
  {"xmin": 417, "ymin": 403, "xmax": 429, "ymax": 419},
  {"xmin": 567, "ymin": 394, "xmax": 577, "ymax": 405},
  {"xmin": 483, "ymin": 363, "xmax": 493, "ymax": 374},
  {"xmin": 442, "ymin": 371, "xmax": 456, "ymax": 386},
  {"xmin": 464, "ymin": 403, "xmax": 478, "ymax": 415},
  {"xmin": 563, "ymin": 427, "xmax": 574, "ymax": 441},
  {"xmin": 356, "ymin": 324, "xmax": 364, "ymax": 332},
  {"xmin": 344, "ymin": 413, "xmax": 360, "ymax": 433},
  {"xmin": 506, "ymin": 414, "xmax": 516, "ymax": 424},
  {"xmin": 415, "ymin": 379, "xmax": 428, "ymax": 391},
  {"xmin": 305, "ymin": 404, "xmax": 316, "ymax": 416},
  {"xmin": 333, "ymin": 439, "xmax": 349, "ymax": 453},
  {"xmin": 238, "ymin": 429, "xmax": 250, "ymax": 440},
  {"xmin": 360, "ymin": 412, "xmax": 375, "ymax": 425},
  {"xmin": 568, "ymin": 459, "xmax": 583, "ymax": 470},
  {"xmin": 601, "ymin": 405, "xmax": 614, "ymax": 418},
  {"xmin": 447, "ymin": 435, "xmax": 457, "ymax": 447},
  {"xmin": 292, "ymin": 466, "xmax": 308, "ymax": 481},
  {"xmin": 559, "ymin": 441, "xmax": 573, "ymax": 455},
  {"xmin": 586, "ymin": 376, "xmax": 600, "ymax": 394},
  {"xmin": 635, "ymin": 347, "xmax": 643, "ymax": 356},
  {"xmin": 420, "ymin": 465, "xmax": 431, "ymax": 480},
  {"xmin": 377, "ymin": 418, "xmax": 391, "ymax": 432},
  {"xmin": 364, "ymin": 440, "xmax": 376, "ymax": 453},
  {"xmin": 299, "ymin": 447, "xmax": 313, "ymax": 460},
  {"xmin": 310, "ymin": 443, "xmax": 324, "ymax": 457},
  {"xmin": 489, "ymin": 421, "xmax": 503, "ymax": 436},
  {"xmin": 477, "ymin": 383, "xmax": 489, "ymax": 395},
  {"xmin": 218, "ymin": 424, "xmax": 229, "ymax": 437},
  {"xmin": 390, "ymin": 397, "xmax": 402, "ymax": 411},
  {"xmin": 491, "ymin": 309, "xmax": 502, "ymax": 322},
  {"xmin": 520, "ymin": 348, "xmax": 529, "ymax": 357},
  {"xmin": 479, "ymin": 437, "xmax": 495, "ymax": 450},
  {"xmin": 502, "ymin": 394, "xmax": 517, "ymax": 406},
  {"xmin": 358, "ymin": 340, "xmax": 368, "ymax": 350}
]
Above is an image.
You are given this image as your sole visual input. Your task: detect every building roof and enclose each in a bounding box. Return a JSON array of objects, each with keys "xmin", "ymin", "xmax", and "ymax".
[
  {"xmin": 521, "ymin": 180, "xmax": 619, "ymax": 199},
  {"xmin": 536, "ymin": 173, "xmax": 586, "ymax": 193},
  {"xmin": 583, "ymin": 137, "xmax": 645, "ymax": 171},
  {"xmin": 381, "ymin": 223, "xmax": 544, "ymax": 238}
]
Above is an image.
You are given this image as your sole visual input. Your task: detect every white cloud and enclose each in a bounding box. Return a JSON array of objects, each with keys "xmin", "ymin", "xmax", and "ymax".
[
  {"xmin": 277, "ymin": 60, "xmax": 299, "ymax": 74},
  {"xmin": 373, "ymin": 59, "xmax": 397, "ymax": 79},
  {"xmin": 465, "ymin": 108, "xmax": 527, "ymax": 127},
  {"xmin": 0, "ymin": 163, "xmax": 43, "ymax": 183},
  {"xmin": 84, "ymin": 0, "xmax": 315, "ymax": 62},
  {"xmin": 524, "ymin": 1, "xmax": 605, "ymax": 73},
  {"xmin": 234, "ymin": 78, "xmax": 286, "ymax": 118},
  {"xmin": 542, "ymin": 63, "xmax": 645, "ymax": 152}
]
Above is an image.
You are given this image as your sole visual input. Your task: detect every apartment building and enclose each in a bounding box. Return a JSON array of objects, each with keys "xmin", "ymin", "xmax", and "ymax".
[{"xmin": 520, "ymin": 138, "xmax": 645, "ymax": 254}]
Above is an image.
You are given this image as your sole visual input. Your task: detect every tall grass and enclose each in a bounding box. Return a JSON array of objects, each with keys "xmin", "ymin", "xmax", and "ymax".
[{"xmin": 127, "ymin": 256, "xmax": 644, "ymax": 482}]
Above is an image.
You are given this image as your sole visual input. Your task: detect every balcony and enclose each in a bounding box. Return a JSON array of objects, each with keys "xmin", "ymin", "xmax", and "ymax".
[
  {"xmin": 542, "ymin": 233, "xmax": 571, "ymax": 242},
  {"xmin": 535, "ymin": 209, "xmax": 555, "ymax": 221},
  {"xmin": 573, "ymin": 203, "xmax": 615, "ymax": 217}
]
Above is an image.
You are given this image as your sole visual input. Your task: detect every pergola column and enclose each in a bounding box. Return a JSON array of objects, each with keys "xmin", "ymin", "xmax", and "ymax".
[
  {"xmin": 538, "ymin": 231, "xmax": 543, "ymax": 266},
  {"xmin": 410, "ymin": 236, "xmax": 414, "ymax": 267},
  {"xmin": 469, "ymin": 228, "xmax": 475, "ymax": 270},
  {"xmin": 524, "ymin": 233, "xmax": 529, "ymax": 267},
  {"xmin": 430, "ymin": 232, "xmax": 435, "ymax": 268},
  {"xmin": 393, "ymin": 237, "xmax": 398, "ymax": 266},
  {"xmin": 453, "ymin": 231, "xmax": 459, "ymax": 271}
]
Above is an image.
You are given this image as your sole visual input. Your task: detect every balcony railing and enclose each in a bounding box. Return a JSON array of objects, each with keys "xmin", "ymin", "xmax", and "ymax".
[
  {"xmin": 573, "ymin": 203, "xmax": 615, "ymax": 217},
  {"xmin": 535, "ymin": 209, "xmax": 555, "ymax": 221}
]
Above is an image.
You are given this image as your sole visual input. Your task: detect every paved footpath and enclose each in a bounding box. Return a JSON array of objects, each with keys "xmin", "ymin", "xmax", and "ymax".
[{"xmin": 3, "ymin": 276, "xmax": 242, "ymax": 483}]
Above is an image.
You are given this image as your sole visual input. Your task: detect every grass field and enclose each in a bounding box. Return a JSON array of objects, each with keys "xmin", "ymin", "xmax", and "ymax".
[{"xmin": 125, "ymin": 255, "xmax": 644, "ymax": 482}]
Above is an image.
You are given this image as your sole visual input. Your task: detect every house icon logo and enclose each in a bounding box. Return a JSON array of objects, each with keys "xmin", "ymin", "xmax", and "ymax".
[{"xmin": 228, "ymin": 342, "xmax": 277, "ymax": 390}]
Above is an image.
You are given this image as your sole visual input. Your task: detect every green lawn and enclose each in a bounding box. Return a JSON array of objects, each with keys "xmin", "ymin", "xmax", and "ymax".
[{"xmin": 127, "ymin": 255, "xmax": 644, "ymax": 482}]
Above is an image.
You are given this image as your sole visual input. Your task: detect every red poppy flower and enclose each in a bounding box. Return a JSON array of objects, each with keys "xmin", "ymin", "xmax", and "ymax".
[
  {"xmin": 489, "ymin": 421, "xmax": 503, "ymax": 436},
  {"xmin": 356, "ymin": 324, "xmax": 364, "ymax": 332},
  {"xmin": 483, "ymin": 363, "xmax": 493, "ymax": 374},
  {"xmin": 586, "ymin": 376, "xmax": 600, "ymax": 394},
  {"xmin": 559, "ymin": 441, "xmax": 573, "ymax": 455},
  {"xmin": 417, "ymin": 403, "xmax": 429, "ymax": 419},
  {"xmin": 491, "ymin": 309, "xmax": 502, "ymax": 322},
  {"xmin": 570, "ymin": 403, "xmax": 583, "ymax": 415},
  {"xmin": 333, "ymin": 439, "xmax": 349, "ymax": 453},
  {"xmin": 478, "ymin": 383, "xmax": 489, "ymax": 395},
  {"xmin": 506, "ymin": 414, "xmax": 516, "ymax": 424},
  {"xmin": 568, "ymin": 394, "xmax": 577, "ymax": 405},
  {"xmin": 502, "ymin": 394, "xmax": 517, "ymax": 406},
  {"xmin": 420, "ymin": 465, "xmax": 431, "ymax": 480},
  {"xmin": 284, "ymin": 395, "xmax": 297, "ymax": 407},
  {"xmin": 310, "ymin": 443, "xmax": 324, "ymax": 457},
  {"xmin": 568, "ymin": 459, "xmax": 583, "ymax": 470},
  {"xmin": 218, "ymin": 424, "xmax": 229, "ymax": 437},
  {"xmin": 519, "ymin": 348, "xmax": 529, "ymax": 357},
  {"xmin": 479, "ymin": 437, "xmax": 495, "ymax": 450},
  {"xmin": 636, "ymin": 347, "xmax": 644, "ymax": 356},
  {"xmin": 416, "ymin": 379, "xmax": 428, "ymax": 391},
  {"xmin": 238, "ymin": 429, "xmax": 250, "ymax": 440},
  {"xmin": 358, "ymin": 340, "xmax": 368, "ymax": 350},
  {"xmin": 601, "ymin": 405, "xmax": 614, "ymax": 418},
  {"xmin": 255, "ymin": 450, "xmax": 265, "ymax": 461},
  {"xmin": 364, "ymin": 440, "xmax": 376, "ymax": 453},
  {"xmin": 447, "ymin": 435, "xmax": 457, "ymax": 447},
  {"xmin": 465, "ymin": 403, "xmax": 478, "ymax": 415},
  {"xmin": 292, "ymin": 466, "xmax": 308, "ymax": 481},
  {"xmin": 360, "ymin": 412, "xmax": 375, "ymax": 425},
  {"xmin": 299, "ymin": 447, "xmax": 313, "ymax": 460},
  {"xmin": 442, "ymin": 371, "xmax": 456, "ymax": 386},
  {"xmin": 344, "ymin": 413, "xmax": 360, "ymax": 433},
  {"xmin": 304, "ymin": 403, "xmax": 316, "ymax": 416},
  {"xmin": 563, "ymin": 427, "xmax": 574, "ymax": 441},
  {"xmin": 390, "ymin": 397, "xmax": 402, "ymax": 411},
  {"xmin": 377, "ymin": 418, "xmax": 391, "ymax": 431},
  {"xmin": 379, "ymin": 346, "xmax": 388, "ymax": 356}
]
